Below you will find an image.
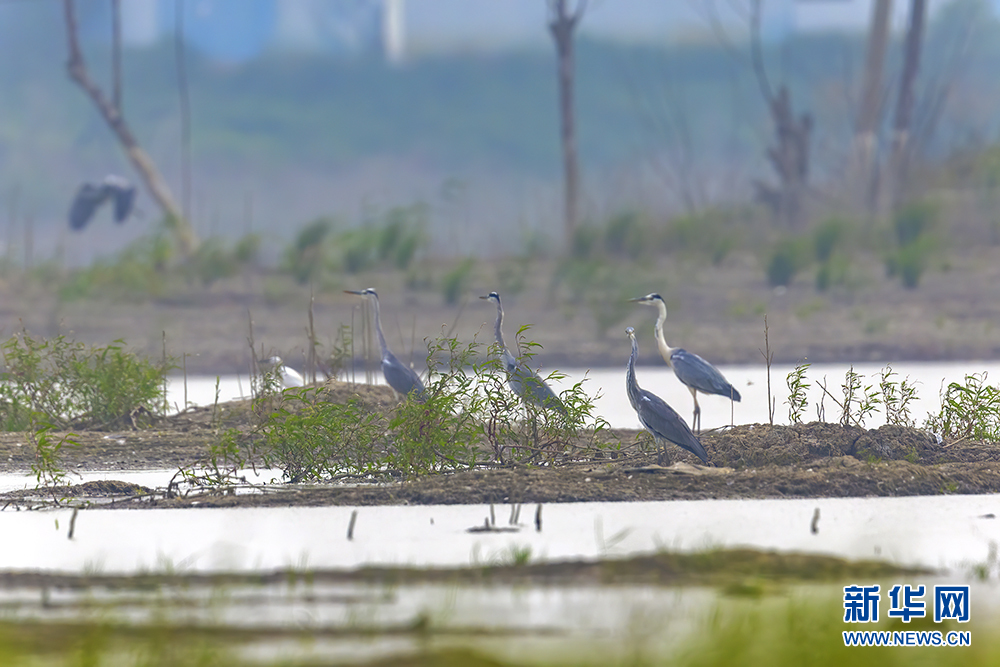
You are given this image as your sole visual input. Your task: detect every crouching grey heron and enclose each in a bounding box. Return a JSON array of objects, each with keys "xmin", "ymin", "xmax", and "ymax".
[
  {"xmin": 69, "ymin": 175, "xmax": 136, "ymax": 230},
  {"xmin": 480, "ymin": 291, "xmax": 566, "ymax": 415},
  {"xmin": 625, "ymin": 327, "xmax": 709, "ymax": 464},
  {"xmin": 630, "ymin": 293, "xmax": 740, "ymax": 432},
  {"xmin": 345, "ymin": 288, "xmax": 426, "ymax": 400},
  {"xmin": 258, "ymin": 356, "xmax": 305, "ymax": 388}
]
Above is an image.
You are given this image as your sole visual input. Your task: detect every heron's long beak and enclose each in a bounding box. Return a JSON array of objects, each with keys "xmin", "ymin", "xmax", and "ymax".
[
  {"xmin": 344, "ymin": 290, "xmax": 364, "ymax": 296},
  {"xmin": 628, "ymin": 296, "xmax": 649, "ymax": 303},
  {"xmin": 478, "ymin": 295, "xmax": 489, "ymax": 300}
]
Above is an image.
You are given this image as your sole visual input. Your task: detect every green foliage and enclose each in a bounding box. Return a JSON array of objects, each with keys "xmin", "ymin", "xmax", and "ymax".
[
  {"xmin": 813, "ymin": 218, "xmax": 847, "ymax": 262},
  {"xmin": 196, "ymin": 332, "xmax": 609, "ymax": 484},
  {"xmin": 665, "ymin": 209, "xmax": 740, "ymax": 265},
  {"xmin": 767, "ymin": 238, "xmax": 808, "ymax": 287},
  {"xmin": 785, "ymin": 361, "xmax": 810, "ymax": 424},
  {"xmin": 839, "ymin": 366, "xmax": 880, "ymax": 428},
  {"xmin": 57, "ymin": 235, "xmax": 174, "ymax": 302},
  {"xmin": 29, "ymin": 415, "xmax": 79, "ymax": 491},
  {"xmin": 482, "ymin": 327, "xmax": 609, "ymax": 465},
  {"xmin": 886, "ymin": 201, "xmax": 939, "ymax": 289},
  {"xmin": 879, "ymin": 365, "xmax": 918, "ymax": 427},
  {"xmin": 0, "ymin": 330, "xmax": 169, "ymax": 431},
  {"xmin": 603, "ymin": 211, "xmax": 650, "ymax": 260},
  {"xmin": 442, "ymin": 258, "xmax": 476, "ymax": 305},
  {"xmin": 284, "ymin": 217, "xmax": 333, "ymax": 284},
  {"xmin": 552, "ymin": 258, "xmax": 652, "ymax": 338},
  {"xmin": 925, "ymin": 372, "xmax": 1000, "ymax": 442}
]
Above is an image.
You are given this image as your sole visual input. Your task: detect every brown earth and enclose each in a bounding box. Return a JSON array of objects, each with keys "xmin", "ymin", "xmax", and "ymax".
[
  {"xmin": 2, "ymin": 380, "xmax": 999, "ymax": 509},
  {"xmin": 4, "ymin": 249, "xmax": 1000, "ymax": 375}
]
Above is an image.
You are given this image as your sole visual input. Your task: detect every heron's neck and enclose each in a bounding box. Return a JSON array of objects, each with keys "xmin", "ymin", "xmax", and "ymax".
[
  {"xmin": 653, "ymin": 302, "xmax": 675, "ymax": 365},
  {"xmin": 369, "ymin": 297, "xmax": 390, "ymax": 360},
  {"xmin": 625, "ymin": 338, "xmax": 643, "ymax": 409},
  {"xmin": 493, "ymin": 303, "xmax": 507, "ymax": 350}
]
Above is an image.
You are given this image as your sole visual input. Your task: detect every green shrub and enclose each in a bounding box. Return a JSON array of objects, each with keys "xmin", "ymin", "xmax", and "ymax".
[
  {"xmin": 0, "ymin": 331, "xmax": 169, "ymax": 430},
  {"xmin": 665, "ymin": 209, "xmax": 739, "ymax": 265},
  {"xmin": 925, "ymin": 372, "xmax": 1000, "ymax": 442},
  {"xmin": 813, "ymin": 217, "xmax": 847, "ymax": 262},
  {"xmin": 767, "ymin": 238, "xmax": 807, "ymax": 287},
  {"xmin": 442, "ymin": 258, "xmax": 476, "ymax": 305}
]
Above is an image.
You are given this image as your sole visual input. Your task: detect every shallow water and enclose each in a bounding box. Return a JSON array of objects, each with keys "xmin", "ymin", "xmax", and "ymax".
[
  {"xmin": 2, "ymin": 494, "xmax": 999, "ymax": 574},
  {"xmin": 172, "ymin": 360, "xmax": 1000, "ymax": 432}
]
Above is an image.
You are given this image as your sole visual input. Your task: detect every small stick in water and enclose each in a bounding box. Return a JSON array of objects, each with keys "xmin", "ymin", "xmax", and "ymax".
[
  {"xmin": 347, "ymin": 510, "xmax": 358, "ymax": 541},
  {"xmin": 810, "ymin": 507, "xmax": 820, "ymax": 535},
  {"xmin": 489, "ymin": 503, "xmax": 495, "ymax": 526},
  {"xmin": 535, "ymin": 504, "xmax": 543, "ymax": 532},
  {"xmin": 68, "ymin": 507, "xmax": 79, "ymax": 540}
]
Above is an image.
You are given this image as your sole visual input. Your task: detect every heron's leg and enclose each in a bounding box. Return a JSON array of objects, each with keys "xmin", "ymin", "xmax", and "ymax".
[{"xmin": 689, "ymin": 387, "xmax": 701, "ymax": 433}]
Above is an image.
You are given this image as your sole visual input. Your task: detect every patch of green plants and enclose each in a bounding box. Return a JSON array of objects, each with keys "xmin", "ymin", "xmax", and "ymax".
[
  {"xmin": 785, "ymin": 360, "xmax": 810, "ymax": 424},
  {"xmin": 441, "ymin": 258, "xmax": 476, "ymax": 305},
  {"xmin": 925, "ymin": 372, "xmax": 1000, "ymax": 443},
  {"xmin": 766, "ymin": 237, "xmax": 809, "ymax": 287},
  {"xmin": 811, "ymin": 365, "xmax": 917, "ymax": 429},
  {"xmin": 885, "ymin": 200, "xmax": 939, "ymax": 289},
  {"xmin": 0, "ymin": 330, "xmax": 170, "ymax": 431},
  {"xmin": 189, "ymin": 331, "xmax": 609, "ymax": 484}
]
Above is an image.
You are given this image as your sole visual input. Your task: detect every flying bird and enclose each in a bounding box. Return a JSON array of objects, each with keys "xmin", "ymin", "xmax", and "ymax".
[
  {"xmin": 68, "ymin": 175, "xmax": 136, "ymax": 231},
  {"xmin": 630, "ymin": 293, "xmax": 740, "ymax": 432},
  {"xmin": 480, "ymin": 291, "xmax": 566, "ymax": 414},
  {"xmin": 625, "ymin": 326, "xmax": 709, "ymax": 465},
  {"xmin": 345, "ymin": 288, "xmax": 426, "ymax": 400}
]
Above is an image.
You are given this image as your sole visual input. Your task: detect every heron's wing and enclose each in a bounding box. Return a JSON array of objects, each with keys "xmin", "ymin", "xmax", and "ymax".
[
  {"xmin": 513, "ymin": 363, "xmax": 566, "ymax": 414},
  {"xmin": 382, "ymin": 355, "xmax": 426, "ymax": 399},
  {"xmin": 68, "ymin": 183, "xmax": 110, "ymax": 230},
  {"xmin": 671, "ymin": 349, "xmax": 741, "ymax": 401},
  {"xmin": 637, "ymin": 389, "xmax": 709, "ymax": 463},
  {"xmin": 111, "ymin": 184, "xmax": 136, "ymax": 223}
]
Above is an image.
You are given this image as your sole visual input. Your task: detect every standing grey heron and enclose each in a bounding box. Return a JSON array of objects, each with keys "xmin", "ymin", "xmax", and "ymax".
[
  {"xmin": 625, "ymin": 326, "xmax": 709, "ymax": 464},
  {"xmin": 345, "ymin": 288, "xmax": 426, "ymax": 400},
  {"xmin": 258, "ymin": 356, "xmax": 305, "ymax": 388},
  {"xmin": 480, "ymin": 291, "xmax": 566, "ymax": 414},
  {"xmin": 630, "ymin": 293, "xmax": 740, "ymax": 432},
  {"xmin": 68, "ymin": 175, "xmax": 136, "ymax": 230}
]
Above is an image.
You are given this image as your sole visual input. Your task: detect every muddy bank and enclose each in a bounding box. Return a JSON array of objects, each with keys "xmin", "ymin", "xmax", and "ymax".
[{"xmin": 2, "ymin": 385, "xmax": 999, "ymax": 507}]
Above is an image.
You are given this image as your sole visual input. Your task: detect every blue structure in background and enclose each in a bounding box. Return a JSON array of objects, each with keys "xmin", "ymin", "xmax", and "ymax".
[{"xmin": 163, "ymin": 0, "xmax": 277, "ymax": 63}]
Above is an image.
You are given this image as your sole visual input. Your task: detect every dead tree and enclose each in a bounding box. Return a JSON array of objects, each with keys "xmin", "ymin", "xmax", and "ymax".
[
  {"xmin": 547, "ymin": 0, "xmax": 586, "ymax": 247},
  {"xmin": 881, "ymin": 0, "xmax": 927, "ymax": 214},
  {"xmin": 748, "ymin": 0, "xmax": 812, "ymax": 228},
  {"xmin": 851, "ymin": 0, "xmax": 892, "ymax": 212},
  {"xmin": 63, "ymin": 0, "xmax": 199, "ymax": 258}
]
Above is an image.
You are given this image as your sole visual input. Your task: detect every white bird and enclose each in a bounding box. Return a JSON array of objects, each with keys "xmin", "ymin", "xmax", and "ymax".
[{"xmin": 258, "ymin": 356, "xmax": 304, "ymax": 388}]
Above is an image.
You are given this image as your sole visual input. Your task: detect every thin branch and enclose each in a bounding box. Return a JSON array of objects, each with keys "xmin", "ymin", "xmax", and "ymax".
[
  {"xmin": 111, "ymin": 0, "xmax": 121, "ymax": 111},
  {"xmin": 175, "ymin": 0, "xmax": 192, "ymax": 224}
]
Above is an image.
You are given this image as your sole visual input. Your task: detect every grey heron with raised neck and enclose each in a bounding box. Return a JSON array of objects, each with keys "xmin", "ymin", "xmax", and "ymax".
[
  {"xmin": 480, "ymin": 291, "xmax": 566, "ymax": 414},
  {"xmin": 630, "ymin": 293, "xmax": 740, "ymax": 432},
  {"xmin": 345, "ymin": 288, "xmax": 426, "ymax": 400},
  {"xmin": 68, "ymin": 174, "xmax": 136, "ymax": 230},
  {"xmin": 258, "ymin": 356, "xmax": 305, "ymax": 388},
  {"xmin": 625, "ymin": 326, "xmax": 709, "ymax": 464}
]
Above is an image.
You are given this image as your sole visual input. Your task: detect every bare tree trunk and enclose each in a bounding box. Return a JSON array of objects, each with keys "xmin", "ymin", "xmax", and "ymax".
[
  {"xmin": 881, "ymin": 0, "xmax": 927, "ymax": 214},
  {"xmin": 63, "ymin": 0, "xmax": 199, "ymax": 258},
  {"xmin": 548, "ymin": 0, "xmax": 585, "ymax": 248},
  {"xmin": 111, "ymin": 0, "xmax": 122, "ymax": 111},
  {"xmin": 852, "ymin": 0, "xmax": 892, "ymax": 212},
  {"xmin": 748, "ymin": 0, "xmax": 811, "ymax": 229}
]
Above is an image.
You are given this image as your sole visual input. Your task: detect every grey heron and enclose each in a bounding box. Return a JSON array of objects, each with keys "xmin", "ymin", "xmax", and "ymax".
[
  {"xmin": 69, "ymin": 175, "xmax": 136, "ymax": 230},
  {"xmin": 480, "ymin": 291, "xmax": 566, "ymax": 415},
  {"xmin": 625, "ymin": 326, "xmax": 709, "ymax": 464},
  {"xmin": 258, "ymin": 356, "xmax": 305, "ymax": 388},
  {"xmin": 345, "ymin": 288, "xmax": 426, "ymax": 400},
  {"xmin": 630, "ymin": 293, "xmax": 740, "ymax": 432}
]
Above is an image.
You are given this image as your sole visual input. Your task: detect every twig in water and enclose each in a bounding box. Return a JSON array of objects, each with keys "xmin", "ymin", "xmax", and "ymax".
[
  {"xmin": 347, "ymin": 509, "xmax": 358, "ymax": 540},
  {"xmin": 68, "ymin": 507, "xmax": 79, "ymax": 540},
  {"xmin": 535, "ymin": 503, "xmax": 543, "ymax": 532},
  {"xmin": 489, "ymin": 503, "xmax": 496, "ymax": 526},
  {"xmin": 810, "ymin": 507, "xmax": 820, "ymax": 535}
]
